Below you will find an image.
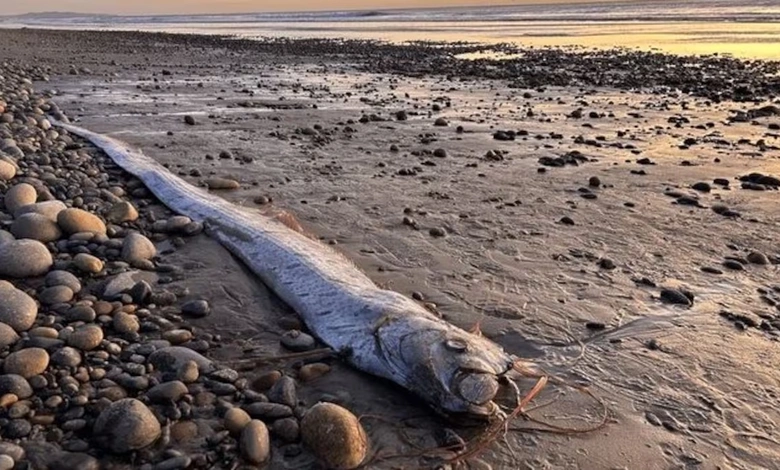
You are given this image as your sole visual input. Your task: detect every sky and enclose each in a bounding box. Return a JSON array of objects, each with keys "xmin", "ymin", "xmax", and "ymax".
[{"xmin": 4, "ymin": 0, "xmax": 618, "ymax": 16}]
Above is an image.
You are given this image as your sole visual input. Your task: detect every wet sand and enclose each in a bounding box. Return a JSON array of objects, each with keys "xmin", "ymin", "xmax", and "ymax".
[{"xmin": 2, "ymin": 28, "xmax": 780, "ymax": 469}]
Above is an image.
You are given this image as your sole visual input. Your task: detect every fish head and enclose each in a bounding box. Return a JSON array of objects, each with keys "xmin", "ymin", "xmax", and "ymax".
[{"xmin": 393, "ymin": 325, "xmax": 516, "ymax": 419}]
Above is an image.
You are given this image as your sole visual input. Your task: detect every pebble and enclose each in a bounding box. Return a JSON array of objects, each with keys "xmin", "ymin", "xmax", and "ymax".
[
  {"xmin": 0, "ymin": 160, "xmax": 15, "ymax": 180},
  {"xmin": 0, "ymin": 322, "xmax": 20, "ymax": 349},
  {"xmin": 660, "ymin": 288, "xmax": 693, "ymax": 306},
  {"xmin": 0, "ymin": 455, "xmax": 13, "ymax": 470},
  {"xmin": 181, "ymin": 299, "xmax": 210, "ymax": 317},
  {"xmin": 723, "ymin": 259, "xmax": 746, "ymax": 271},
  {"xmin": 121, "ymin": 232, "xmax": 157, "ymax": 266},
  {"xmin": 39, "ymin": 285, "xmax": 74, "ymax": 305},
  {"xmin": 4, "ymin": 183, "xmax": 37, "ymax": 213},
  {"xmin": 0, "ymin": 281, "xmax": 38, "ymax": 331},
  {"xmin": 153, "ymin": 456, "xmax": 192, "ymax": 470},
  {"xmin": 299, "ymin": 363, "xmax": 331, "ymax": 382},
  {"xmin": 0, "ymin": 239, "xmax": 53, "ymax": 278},
  {"xmin": 163, "ymin": 329, "xmax": 193, "ymax": 344},
  {"xmin": 45, "ymin": 270, "xmax": 82, "ymax": 293},
  {"xmin": 244, "ymin": 402, "xmax": 294, "ymax": 420},
  {"xmin": 146, "ymin": 380, "xmax": 188, "ymax": 402},
  {"xmin": 57, "ymin": 208, "xmax": 107, "ymax": 235},
  {"xmin": 206, "ymin": 177, "xmax": 240, "ymax": 190},
  {"xmin": 10, "ymin": 213, "xmax": 62, "ymax": 242},
  {"xmin": 272, "ymin": 417, "xmax": 300, "ymax": 442},
  {"xmin": 51, "ymin": 346, "xmax": 82, "ymax": 368},
  {"xmin": 747, "ymin": 251, "xmax": 769, "ymax": 265},
  {"xmin": 67, "ymin": 324, "xmax": 104, "ymax": 351},
  {"xmin": 252, "ymin": 370, "xmax": 282, "ymax": 390},
  {"xmin": 14, "ymin": 200, "xmax": 67, "ymax": 221},
  {"xmin": 72, "ymin": 253, "xmax": 104, "ymax": 273},
  {"xmin": 301, "ymin": 402, "xmax": 368, "ymax": 470},
  {"xmin": 177, "ymin": 360, "xmax": 200, "ymax": 383},
  {"xmin": 4, "ymin": 348, "xmax": 49, "ymax": 378},
  {"xmin": 49, "ymin": 452, "xmax": 100, "ymax": 470},
  {"xmin": 281, "ymin": 330, "xmax": 317, "ymax": 352},
  {"xmin": 113, "ymin": 311, "xmax": 141, "ymax": 334},
  {"xmin": 224, "ymin": 407, "xmax": 252, "ymax": 434},
  {"xmin": 149, "ymin": 346, "xmax": 213, "ymax": 373},
  {"xmin": 94, "ymin": 398, "xmax": 162, "ymax": 453},
  {"xmin": 267, "ymin": 375, "xmax": 297, "ymax": 407},
  {"xmin": 0, "ymin": 375, "xmax": 33, "ymax": 399},
  {"xmin": 240, "ymin": 420, "xmax": 271, "ymax": 464},
  {"xmin": 107, "ymin": 201, "xmax": 139, "ymax": 223},
  {"xmin": 0, "ymin": 230, "xmax": 13, "ymax": 245}
]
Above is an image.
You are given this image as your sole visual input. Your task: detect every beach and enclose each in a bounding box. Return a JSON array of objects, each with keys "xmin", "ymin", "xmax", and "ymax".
[{"xmin": 0, "ymin": 26, "xmax": 779, "ymax": 469}]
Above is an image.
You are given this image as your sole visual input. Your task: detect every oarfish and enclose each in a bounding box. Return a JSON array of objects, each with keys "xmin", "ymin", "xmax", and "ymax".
[{"xmin": 55, "ymin": 121, "xmax": 520, "ymax": 419}]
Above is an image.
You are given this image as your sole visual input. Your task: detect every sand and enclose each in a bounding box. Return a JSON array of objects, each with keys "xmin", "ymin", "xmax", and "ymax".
[{"xmin": 2, "ymin": 28, "xmax": 780, "ymax": 469}]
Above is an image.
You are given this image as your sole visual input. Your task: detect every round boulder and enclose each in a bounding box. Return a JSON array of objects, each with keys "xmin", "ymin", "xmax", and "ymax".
[
  {"xmin": 11, "ymin": 213, "xmax": 62, "ymax": 243},
  {"xmin": 0, "ymin": 322, "xmax": 20, "ymax": 349},
  {"xmin": 0, "ymin": 160, "xmax": 15, "ymax": 181},
  {"xmin": 301, "ymin": 403, "xmax": 368, "ymax": 470},
  {"xmin": 57, "ymin": 208, "xmax": 106, "ymax": 235},
  {"xmin": 72, "ymin": 253, "xmax": 104, "ymax": 274},
  {"xmin": 45, "ymin": 270, "xmax": 82, "ymax": 293},
  {"xmin": 94, "ymin": 398, "xmax": 161, "ymax": 453},
  {"xmin": 14, "ymin": 200, "xmax": 66, "ymax": 222},
  {"xmin": 67, "ymin": 324, "xmax": 104, "ymax": 351},
  {"xmin": 0, "ymin": 230, "xmax": 13, "ymax": 246},
  {"xmin": 0, "ymin": 281, "xmax": 38, "ymax": 332},
  {"xmin": 0, "ymin": 239, "xmax": 53, "ymax": 278},
  {"xmin": 240, "ymin": 420, "xmax": 270, "ymax": 464},
  {"xmin": 106, "ymin": 201, "xmax": 138, "ymax": 224},
  {"xmin": 4, "ymin": 183, "xmax": 37, "ymax": 213},
  {"xmin": 121, "ymin": 232, "xmax": 156, "ymax": 266},
  {"xmin": 3, "ymin": 348, "xmax": 49, "ymax": 378},
  {"xmin": 0, "ymin": 375, "xmax": 33, "ymax": 399}
]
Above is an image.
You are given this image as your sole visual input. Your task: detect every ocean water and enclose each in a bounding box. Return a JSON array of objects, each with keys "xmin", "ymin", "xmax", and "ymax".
[{"xmin": 3, "ymin": 0, "xmax": 780, "ymax": 60}]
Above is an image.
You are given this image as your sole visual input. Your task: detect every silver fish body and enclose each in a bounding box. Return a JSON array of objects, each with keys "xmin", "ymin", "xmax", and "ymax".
[{"xmin": 55, "ymin": 121, "xmax": 516, "ymax": 417}]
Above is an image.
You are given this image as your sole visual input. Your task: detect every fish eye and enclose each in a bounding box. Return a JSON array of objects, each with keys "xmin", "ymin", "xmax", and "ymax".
[{"xmin": 445, "ymin": 338, "xmax": 468, "ymax": 352}]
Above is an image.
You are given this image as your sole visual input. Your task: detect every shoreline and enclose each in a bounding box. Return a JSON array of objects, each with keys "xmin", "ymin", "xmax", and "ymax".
[{"xmin": 1, "ymin": 27, "xmax": 780, "ymax": 469}]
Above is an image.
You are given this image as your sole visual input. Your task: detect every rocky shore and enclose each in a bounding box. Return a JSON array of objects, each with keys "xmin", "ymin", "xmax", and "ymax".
[{"xmin": 1, "ymin": 27, "xmax": 780, "ymax": 469}]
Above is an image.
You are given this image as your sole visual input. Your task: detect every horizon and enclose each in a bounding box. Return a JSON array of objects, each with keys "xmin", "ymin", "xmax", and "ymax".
[{"xmin": 3, "ymin": 0, "xmax": 632, "ymax": 17}]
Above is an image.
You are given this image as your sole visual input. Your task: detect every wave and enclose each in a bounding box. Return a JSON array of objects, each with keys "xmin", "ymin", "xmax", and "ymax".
[{"xmin": 3, "ymin": 0, "xmax": 780, "ymax": 26}]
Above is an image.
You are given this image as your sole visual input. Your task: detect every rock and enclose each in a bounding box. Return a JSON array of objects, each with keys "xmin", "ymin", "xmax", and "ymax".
[
  {"xmin": 3, "ymin": 348, "xmax": 49, "ymax": 378},
  {"xmin": 252, "ymin": 370, "xmax": 281, "ymax": 390},
  {"xmin": 113, "ymin": 311, "xmax": 140, "ymax": 334},
  {"xmin": 102, "ymin": 272, "xmax": 138, "ymax": 298},
  {"xmin": 692, "ymin": 182, "xmax": 711, "ymax": 192},
  {"xmin": 588, "ymin": 176, "xmax": 601, "ymax": 187},
  {"xmin": 67, "ymin": 325, "xmax": 104, "ymax": 351},
  {"xmin": 146, "ymin": 381, "xmax": 188, "ymax": 403},
  {"xmin": 184, "ymin": 115, "xmax": 196, "ymax": 125},
  {"xmin": 51, "ymin": 347, "xmax": 81, "ymax": 368},
  {"xmin": 301, "ymin": 402, "xmax": 368, "ymax": 470},
  {"xmin": 244, "ymin": 402, "xmax": 294, "ymax": 420},
  {"xmin": 660, "ymin": 288, "xmax": 693, "ymax": 306},
  {"xmin": 299, "ymin": 363, "xmax": 331, "ymax": 382},
  {"xmin": 429, "ymin": 227, "xmax": 447, "ymax": 238},
  {"xmin": 280, "ymin": 330, "xmax": 316, "ymax": 352},
  {"xmin": 181, "ymin": 299, "xmax": 210, "ymax": 318},
  {"xmin": 0, "ymin": 282, "xmax": 37, "ymax": 331},
  {"xmin": 177, "ymin": 360, "xmax": 199, "ymax": 383},
  {"xmin": 149, "ymin": 346, "xmax": 214, "ymax": 374},
  {"xmin": 0, "ymin": 375, "xmax": 32, "ymax": 399},
  {"xmin": 57, "ymin": 208, "xmax": 106, "ymax": 235},
  {"xmin": 723, "ymin": 259, "xmax": 746, "ymax": 271},
  {"xmin": 163, "ymin": 329, "xmax": 192, "ymax": 345},
  {"xmin": 747, "ymin": 251, "xmax": 769, "ymax": 265},
  {"xmin": 4, "ymin": 184, "xmax": 37, "ymax": 213},
  {"xmin": 0, "ymin": 230, "xmax": 13, "ymax": 245},
  {"xmin": 206, "ymin": 178, "xmax": 240, "ymax": 190},
  {"xmin": 11, "ymin": 213, "xmax": 62, "ymax": 242},
  {"xmin": 72, "ymin": 253, "xmax": 104, "ymax": 274},
  {"xmin": 0, "ymin": 322, "xmax": 20, "ymax": 349},
  {"xmin": 0, "ymin": 160, "xmax": 15, "ymax": 180},
  {"xmin": 94, "ymin": 398, "xmax": 162, "ymax": 453},
  {"xmin": 0, "ymin": 454, "xmax": 12, "ymax": 470},
  {"xmin": 49, "ymin": 452, "xmax": 100, "ymax": 470},
  {"xmin": 0, "ymin": 239, "xmax": 53, "ymax": 278},
  {"xmin": 224, "ymin": 407, "xmax": 251, "ymax": 434},
  {"xmin": 107, "ymin": 201, "xmax": 139, "ymax": 224},
  {"xmin": 14, "ymin": 200, "xmax": 66, "ymax": 221},
  {"xmin": 121, "ymin": 232, "xmax": 156, "ymax": 266},
  {"xmin": 45, "ymin": 270, "xmax": 82, "ymax": 293},
  {"xmin": 272, "ymin": 417, "xmax": 300, "ymax": 442},
  {"xmin": 434, "ymin": 117, "xmax": 448, "ymax": 127},
  {"xmin": 0, "ymin": 443, "xmax": 24, "ymax": 462},
  {"xmin": 267, "ymin": 376, "xmax": 297, "ymax": 407},
  {"xmin": 240, "ymin": 420, "xmax": 270, "ymax": 464},
  {"xmin": 38, "ymin": 285, "xmax": 74, "ymax": 305}
]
